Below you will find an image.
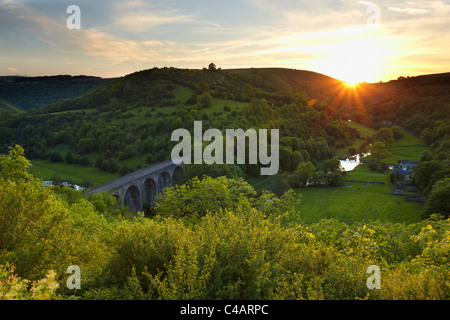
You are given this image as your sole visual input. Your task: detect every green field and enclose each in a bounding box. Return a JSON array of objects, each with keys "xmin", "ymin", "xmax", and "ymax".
[
  {"xmin": 296, "ymin": 164, "xmax": 423, "ymax": 225},
  {"xmin": 345, "ymin": 165, "xmax": 390, "ymax": 183},
  {"xmin": 30, "ymin": 159, "xmax": 119, "ymax": 186},
  {"xmin": 295, "ymin": 184, "xmax": 422, "ymax": 225},
  {"xmin": 295, "ymin": 126, "xmax": 428, "ymax": 225},
  {"xmin": 382, "ymin": 130, "xmax": 428, "ymax": 164}
]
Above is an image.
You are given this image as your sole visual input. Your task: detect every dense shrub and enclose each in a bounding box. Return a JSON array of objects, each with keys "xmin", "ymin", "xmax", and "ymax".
[{"xmin": 0, "ymin": 146, "xmax": 449, "ymax": 300}]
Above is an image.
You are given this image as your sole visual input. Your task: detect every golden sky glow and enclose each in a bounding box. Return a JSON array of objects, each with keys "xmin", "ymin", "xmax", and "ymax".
[{"xmin": 0, "ymin": 0, "xmax": 449, "ymax": 82}]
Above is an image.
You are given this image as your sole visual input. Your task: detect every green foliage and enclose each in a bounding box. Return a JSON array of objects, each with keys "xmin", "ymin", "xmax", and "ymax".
[
  {"xmin": 367, "ymin": 161, "xmax": 378, "ymax": 171},
  {"xmin": 0, "ymin": 147, "xmax": 449, "ymax": 300},
  {"xmin": 267, "ymin": 174, "xmax": 290, "ymax": 197},
  {"xmin": 391, "ymin": 126, "xmax": 404, "ymax": 140},
  {"xmin": 0, "ymin": 146, "xmax": 112, "ymax": 287},
  {"xmin": 181, "ymin": 163, "xmax": 240, "ymax": 182},
  {"xmin": 374, "ymin": 128, "xmax": 394, "ymax": 144},
  {"xmin": 49, "ymin": 152, "xmax": 63, "ymax": 163},
  {"xmin": 2, "ymin": 67, "xmax": 347, "ymax": 182},
  {"xmin": 414, "ymin": 160, "xmax": 443, "ymax": 192},
  {"xmin": 369, "ymin": 141, "xmax": 391, "ymax": 162},
  {"xmin": 0, "ymin": 264, "xmax": 60, "ymax": 300},
  {"xmin": 0, "ymin": 145, "xmax": 33, "ymax": 181},
  {"xmin": 321, "ymin": 156, "xmax": 343, "ymax": 173},
  {"xmin": 102, "ymin": 158, "xmax": 119, "ymax": 173},
  {"xmin": 119, "ymin": 163, "xmax": 130, "ymax": 176},
  {"xmin": 154, "ymin": 176, "xmax": 256, "ymax": 221},
  {"xmin": 0, "ymin": 67, "xmax": 449, "ymax": 301},
  {"xmin": 422, "ymin": 179, "xmax": 450, "ymax": 219},
  {"xmin": 197, "ymin": 91, "xmax": 213, "ymax": 108},
  {"xmin": 289, "ymin": 161, "xmax": 316, "ymax": 187}
]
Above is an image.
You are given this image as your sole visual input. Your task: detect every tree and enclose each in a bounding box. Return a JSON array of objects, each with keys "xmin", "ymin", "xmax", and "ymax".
[
  {"xmin": 326, "ymin": 171, "xmax": 346, "ymax": 187},
  {"xmin": 378, "ymin": 162, "xmax": 389, "ymax": 172},
  {"xmin": 420, "ymin": 150, "xmax": 434, "ymax": 162},
  {"xmin": 414, "ymin": 160, "xmax": 443, "ymax": 192},
  {"xmin": 0, "ymin": 145, "xmax": 110, "ymax": 281},
  {"xmin": 77, "ymin": 138, "xmax": 96, "ymax": 155},
  {"xmin": 208, "ymin": 63, "xmax": 216, "ymax": 70},
  {"xmin": 321, "ymin": 156, "xmax": 342, "ymax": 173},
  {"xmin": 95, "ymin": 155, "xmax": 104, "ymax": 168},
  {"xmin": 370, "ymin": 141, "xmax": 390, "ymax": 162},
  {"xmin": 125, "ymin": 145, "xmax": 136, "ymax": 159},
  {"xmin": 155, "ymin": 176, "xmax": 255, "ymax": 220},
  {"xmin": 422, "ymin": 178, "xmax": 450, "ymax": 219},
  {"xmin": 391, "ymin": 127, "xmax": 404, "ymax": 140},
  {"xmin": 374, "ymin": 128, "xmax": 394, "ymax": 144},
  {"xmin": 368, "ymin": 161, "xmax": 378, "ymax": 171},
  {"xmin": 49, "ymin": 152, "xmax": 62, "ymax": 163},
  {"xmin": 181, "ymin": 163, "xmax": 238, "ymax": 183},
  {"xmin": 0, "ymin": 145, "xmax": 33, "ymax": 181},
  {"xmin": 103, "ymin": 158, "xmax": 119, "ymax": 173},
  {"xmin": 326, "ymin": 120, "xmax": 346, "ymax": 139},
  {"xmin": 119, "ymin": 163, "xmax": 130, "ymax": 176},
  {"xmin": 65, "ymin": 151, "xmax": 75, "ymax": 164},
  {"xmin": 267, "ymin": 174, "xmax": 290, "ymax": 197},
  {"xmin": 196, "ymin": 81, "xmax": 210, "ymax": 95},
  {"xmin": 280, "ymin": 146, "xmax": 299, "ymax": 172},
  {"xmin": 290, "ymin": 161, "xmax": 316, "ymax": 187},
  {"xmin": 197, "ymin": 91, "xmax": 212, "ymax": 109},
  {"xmin": 424, "ymin": 167, "xmax": 450, "ymax": 195},
  {"xmin": 78, "ymin": 156, "xmax": 90, "ymax": 166}
]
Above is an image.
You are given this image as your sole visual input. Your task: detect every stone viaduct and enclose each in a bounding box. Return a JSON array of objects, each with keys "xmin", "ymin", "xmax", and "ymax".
[{"xmin": 89, "ymin": 160, "xmax": 183, "ymax": 212}]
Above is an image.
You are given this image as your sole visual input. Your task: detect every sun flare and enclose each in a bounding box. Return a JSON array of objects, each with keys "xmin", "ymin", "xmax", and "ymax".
[
  {"xmin": 343, "ymin": 80, "xmax": 360, "ymax": 88},
  {"xmin": 313, "ymin": 36, "xmax": 387, "ymax": 84}
]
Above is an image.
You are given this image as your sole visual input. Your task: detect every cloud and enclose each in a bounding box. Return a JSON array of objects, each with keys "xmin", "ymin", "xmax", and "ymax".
[
  {"xmin": 73, "ymin": 28, "xmax": 185, "ymax": 63},
  {"xmin": 0, "ymin": 0, "xmax": 448, "ymax": 80},
  {"xmin": 358, "ymin": 1, "xmax": 377, "ymax": 7},
  {"xmin": 388, "ymin": 7, "xmax": 428, "ymax": 14},
  {"xmin": 111, "ymin": 10, "xmax": 196, "ymax": 32},
  {"xmin": 0, "ymin": 0, "xmax": 62, "ymax": 34}
]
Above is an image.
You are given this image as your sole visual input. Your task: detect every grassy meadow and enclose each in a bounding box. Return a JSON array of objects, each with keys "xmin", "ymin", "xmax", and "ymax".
[
  {"xmin": 295, "ymin": 164, "xmax": 423, "ymax": 225},
  {"xmin": 295, "ymin": 125, "xmax": 429, "ymax": 225},
  {"xmin": 30, "ymin": 159, "xmax": 119, "ymax": 186},
  {"xmin": 381, "ymin": 131, "xmax": 428, "ymax": 164}
]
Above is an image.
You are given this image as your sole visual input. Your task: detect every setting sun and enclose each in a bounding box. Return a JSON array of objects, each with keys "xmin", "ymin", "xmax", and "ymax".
[
  {"xmin": 343, "ymin": 80, "xmax": 360, "ymax": 88},
  {"xmin": 313, "ymin": 36, "xmax": 386, "ymax": 84}
]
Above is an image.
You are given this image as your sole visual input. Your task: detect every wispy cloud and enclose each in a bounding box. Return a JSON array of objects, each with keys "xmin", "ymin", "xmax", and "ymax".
[
  {"xmin": 358, "ymin": 1, "xmax": 377, "ymax": 7},
  {"xmin": 0, "ymin": 0, "xmax": 449, "ymax": 80},
  {"xmin": 111, "ymin": 10, "xmax": 196, "ymax": 32},
  {"xmin": 388, "ymin": 7, "xmax": 428, "ymax": 14}
]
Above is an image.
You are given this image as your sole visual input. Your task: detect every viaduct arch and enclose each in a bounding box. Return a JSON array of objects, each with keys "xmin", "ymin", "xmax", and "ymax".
[{"xmin": 89, "ymin": 160, "xmax": 183, "ymax": 212}]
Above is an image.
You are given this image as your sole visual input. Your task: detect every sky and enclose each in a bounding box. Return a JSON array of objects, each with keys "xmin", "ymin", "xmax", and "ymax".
[{"xmin": 0, "ymin": 0, "xmax": 449, "ymax": 83}]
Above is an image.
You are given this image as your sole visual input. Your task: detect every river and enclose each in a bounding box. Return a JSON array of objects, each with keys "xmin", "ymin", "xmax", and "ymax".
[{"xmin": 340, "ymin": 153, "xmax": 369, "ymax": 171}]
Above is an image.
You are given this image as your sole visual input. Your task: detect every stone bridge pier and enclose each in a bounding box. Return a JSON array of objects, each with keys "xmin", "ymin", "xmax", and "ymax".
[{"xmin": 89, "ymin": 160, "xmax": 183, "ymax": 212}]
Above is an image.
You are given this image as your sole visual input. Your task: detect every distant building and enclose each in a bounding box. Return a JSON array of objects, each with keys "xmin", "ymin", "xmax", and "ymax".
[
  {"xmin": 391, "ymin": 169, "xmax": 411, "ymax": 181},
  {"xmin": 398, "ymin": 160, "xmax": 420, "ymax": 171}
]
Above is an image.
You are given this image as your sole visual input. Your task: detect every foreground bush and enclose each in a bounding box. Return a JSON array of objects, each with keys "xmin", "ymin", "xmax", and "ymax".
[{"xmin": 0, "ymin": 146, "xmax": 449, "ymax": 300}]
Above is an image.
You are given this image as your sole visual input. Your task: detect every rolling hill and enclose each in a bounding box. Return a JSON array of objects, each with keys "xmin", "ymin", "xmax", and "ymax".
[
  {"xmin": 1, "ymin": 66, "xmax": 449, "ymax": 187},
  {"xmin": 0, "ymin": 97, "xmax": 23, "ymax": 115},
  {"xmin": 0, "ymin": 75, "xmax": 113, "ymax": 111},
  {"xmin": 35, "ymin": 67, "xmax": 343, "ymax": 113}
]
